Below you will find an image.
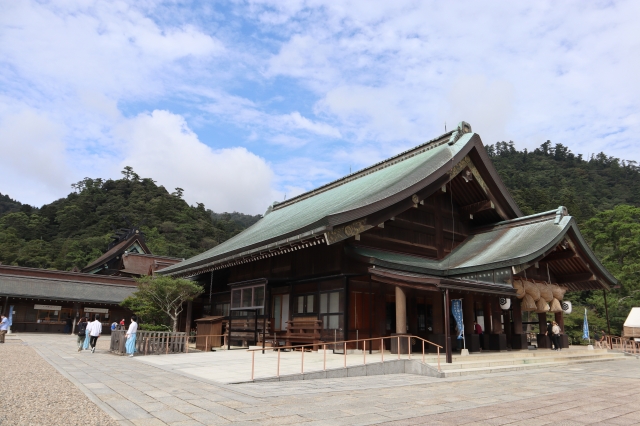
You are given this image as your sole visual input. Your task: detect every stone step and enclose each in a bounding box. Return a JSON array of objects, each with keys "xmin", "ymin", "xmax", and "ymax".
[
  {"xmin": 432, "ymin": 354, "xmax": 625, "ymax": 377},
  {"xmin": 417, "ymin": 348, "xmax": 611, "ymax": 363},
  {"xmin": 434, "ymin": 352, "xmax": 624, "ymax": 370}
]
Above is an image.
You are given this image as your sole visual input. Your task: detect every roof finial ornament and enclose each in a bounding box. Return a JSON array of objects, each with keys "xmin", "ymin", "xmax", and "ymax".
[
  {"xmin": 448, "ymin": 121, "xmax": 472, "ymax": 145},
  {"xmin": 554, "ymin": 206, "xmax": 569, "ymax": 225}
]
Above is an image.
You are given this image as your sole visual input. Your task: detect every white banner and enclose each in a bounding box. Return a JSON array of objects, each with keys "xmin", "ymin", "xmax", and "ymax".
[
  {"xmin": 84, "ymin": 307, "xmax": 109, "ymax": 313},
  {"xmin": 34, "ymin": 304, "xmax": 62, "ymax": 311}
]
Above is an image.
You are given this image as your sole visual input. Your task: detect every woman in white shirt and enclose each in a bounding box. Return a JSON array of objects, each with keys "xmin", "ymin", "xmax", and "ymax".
[{"xmin": 125, "ymin": 315, "xmax": 138, "ymax": 357}]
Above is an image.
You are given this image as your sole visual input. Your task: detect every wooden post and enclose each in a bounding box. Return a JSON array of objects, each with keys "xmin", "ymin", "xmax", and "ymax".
[
  {"xmin": 512, "ymin": 297, "xmax": 523, "ymax": 334},
  {"xmin": 363, "ymin": 340, "xmax": 366, "ymax": 365},
  {"xmin": 185, "ymin": 301, "xmax": 192, "ymax": 334},
  {"xmin": 444, "ymin": 289, "xmax": 452, "ymax": 363},
  {"xmin": 603, "ymin": 290, "xmax": 612, "ymax": 348},
  {"xmin": 344, "ymin": 342, "xmax": 346, "ymax": 368},
  {"xmin": 323, "ymin": 344, "xmax": 326, "ymax": 370}
]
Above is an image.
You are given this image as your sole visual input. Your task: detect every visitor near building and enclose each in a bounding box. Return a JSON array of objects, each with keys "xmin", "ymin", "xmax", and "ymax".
[
  {"xmin": 119, "ymin": 318, "xmax": 125, "ymax": 329},
  {"xmin": 552, "ymin": 321, "xmax": 561, "ymax": 351},
  {"xmin": 546, "ymin": 321, "xmax": 555, "ymax": 350},
  {"xmin": 87, "ymin": 315, "xmax": 102, "ymax": 353},
  {"xmin": 0, "ymin": 314, "xmax": 8, "ymax": 343},
  {"xmin": 125, "ymin": 315, "xmax": 138, "ymax": 357},
  {"xmin": 76, "ymin": 318, "xmax": 88, "ymax": 351}
]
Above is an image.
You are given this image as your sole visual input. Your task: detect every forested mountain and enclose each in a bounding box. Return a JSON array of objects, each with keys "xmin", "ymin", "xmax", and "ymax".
[
  {"xmin": 0, "ymin": 167, "xmax": 261, "ymax": 270},
  {"xmin": 0, "ymin": 193, "xmax": 23, "ymax": 217},
  {"xmin": 486, "ymin": 140, "xmax": 640, "ymax": 223}
]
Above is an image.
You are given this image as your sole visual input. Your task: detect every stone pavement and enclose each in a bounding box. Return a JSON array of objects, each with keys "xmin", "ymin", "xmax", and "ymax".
[{"xmin": 12, "ymin": 333, "xmax": 640, "ymax": 425}]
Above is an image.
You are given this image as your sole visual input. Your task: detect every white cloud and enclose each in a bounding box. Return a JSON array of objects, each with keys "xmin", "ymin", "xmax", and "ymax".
[
  {"xmin": 1, "ymin": 0, "xmax": 640, "ymax": 215},
  {"xmin": 0, "ymin": 110, "xmax": 68, "ymax": 204},
  {"xmin": 115, "ymin": 110, "xmax": 277, "ymax": 214}
]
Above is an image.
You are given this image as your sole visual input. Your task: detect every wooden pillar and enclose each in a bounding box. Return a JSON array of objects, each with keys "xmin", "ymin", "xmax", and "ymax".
[
  {"xmin": 512, "ymin": 298, "xmax": 523, "ymax": 334},
  {"xmin": 432, "ymin": 292, "xmax": 444, "ymax": 333},
  {"xmin": 554, "ymin": 311, "xmax": 564, "ymax": 331},
  {"xmin": 492, "ymin": 299, "xmax": 503, "ymax": 333},
  {"xmin": 443, "ymin": 289, "xmax": 452, "ymax": 363},
  {"xmin": 395, "ymin": 286, "xmax": 406, "ymax": 334},
  {"xmin": 185, "ymin": 301, "xmax": 193, "ymax": 333},
  {"xmin": 483, "ymin": 298, "xmax": 493, "ymax": 334},
  {"xmin": 463, "ymin": 295, "xmax": 474, "ymax": 333},
  {"xmin": 537, "ymin": 312, "xmax": 549, "ymax": 349}
]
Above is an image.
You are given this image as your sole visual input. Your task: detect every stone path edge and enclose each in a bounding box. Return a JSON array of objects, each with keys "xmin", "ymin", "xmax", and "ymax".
[
  {"xmin": 30, "ymin": 344, "xmax": 134, "ymax": 426},
  {"xmin": 234, "ymin": 359, "xmax": 444, "ymax": 384}
]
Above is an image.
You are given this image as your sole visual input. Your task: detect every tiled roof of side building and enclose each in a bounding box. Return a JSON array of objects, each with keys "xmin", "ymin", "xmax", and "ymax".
[
  {"xmin": 162, "ymin": 126, "xmax": 522, "ymax": 276},
  {"xmin": 348, "ymin": 207, "xmax": 617, "ymax": 287},
  {"xmin": 0, "ymin": 273, "xmax": 137, "ymax": 303}
]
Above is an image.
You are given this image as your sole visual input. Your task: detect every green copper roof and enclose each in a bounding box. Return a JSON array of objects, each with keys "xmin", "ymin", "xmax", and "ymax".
[
  {"xmin": 162, "ymin": 132, "xmax": 474, "ymax": 276},
  {"xmin": 349, "ymin": 209, "xmax": 617, "ymax": 287}
]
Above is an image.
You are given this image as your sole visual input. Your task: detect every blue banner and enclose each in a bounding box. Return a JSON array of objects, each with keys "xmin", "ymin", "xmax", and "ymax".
[
  {"xmin": 451, "ymin": 300, "xmax": 464, "ymax": 340},
  {"xmin": 582, "ymin": 308, "xmax": 589, "ymax": 340},
  {"xmin": 8, "ymin": 305, "xmax": 13, "ymax": 327}
]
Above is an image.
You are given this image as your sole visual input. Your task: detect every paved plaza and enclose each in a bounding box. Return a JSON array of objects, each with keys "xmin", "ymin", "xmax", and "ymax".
[{"xmin": 3, "ymin": 333, "xmax": 640, "ymax": 425}]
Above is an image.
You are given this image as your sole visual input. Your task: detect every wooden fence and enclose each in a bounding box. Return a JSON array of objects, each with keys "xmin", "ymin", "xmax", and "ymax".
[{"xmin": 110, "ymin": 330, "xmax": 187, "ymax": 356}]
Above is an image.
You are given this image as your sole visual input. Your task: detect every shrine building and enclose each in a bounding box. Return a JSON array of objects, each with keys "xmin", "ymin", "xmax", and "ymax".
[{"xmin": 160, "ymin": 122, "xmax": 616, "ymax": 361}]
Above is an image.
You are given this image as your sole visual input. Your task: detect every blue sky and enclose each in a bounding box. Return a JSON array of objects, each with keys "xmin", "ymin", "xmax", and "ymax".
[{"xmin": 1, "ymin": 1, "xmax": 639, "ymax": 214}]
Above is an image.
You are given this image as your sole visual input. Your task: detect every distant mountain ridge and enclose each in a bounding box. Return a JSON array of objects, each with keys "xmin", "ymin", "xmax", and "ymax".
[{"xmin": 0, "ymin": 168, "xmax": 261, "ymax": 270}]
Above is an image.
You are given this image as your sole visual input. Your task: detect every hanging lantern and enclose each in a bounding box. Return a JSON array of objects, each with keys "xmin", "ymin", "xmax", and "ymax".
[
  {"xmin": 499, "ymin": 297, "xmax": 511, "ymax": 310},
  {"xmin": 561, "ymin": 300, "xmax": 572, "ymax": 314}
]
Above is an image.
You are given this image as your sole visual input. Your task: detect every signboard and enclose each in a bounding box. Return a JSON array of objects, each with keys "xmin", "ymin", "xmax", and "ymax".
[
  {"xmin": 34, "ymin": 304, "xmax": 62, "ymax": 311},
  {"xmin": 84, "ymin": 307, "xmax": 109, "ymax": 314}
]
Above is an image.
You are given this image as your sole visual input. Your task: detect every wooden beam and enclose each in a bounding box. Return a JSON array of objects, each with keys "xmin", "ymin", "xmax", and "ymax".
[
  {"xmin": 540, "ymin": 250, "xmax": 576, "ymax": 262},
  {"xmin": 556, "ymin": 272, "xmax": 595, "ymax": 284},
  {"xmin": 461, "ymin": 200, "xmax": 494, "ymax": 215}
]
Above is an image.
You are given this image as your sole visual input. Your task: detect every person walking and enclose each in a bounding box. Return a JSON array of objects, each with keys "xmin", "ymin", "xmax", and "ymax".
[
  {"xmin": 0, "ymin": 314, "xmax": 9, "ymax": 343},
  {"xmin": 552, "ymin": 321, "xmax": 562, "ymax": 351},
  {"xmin": 76, "ymin": 317, "xmax": 88, "ymax": 351},
  {"xmin": 474, "ymin": 320, "xmax": 484, "ymax": 350},
  {"xmin": 82, "ymin": 318, "xmax": 91, "ymax": 350},
  {"xmin": 125, "ymin": 315, "xmax": 138, "ymax": 357},
  {"xmin": 545, "ymin": 321, "xmax": 556, "ymax": 350},
  {"xmin": 88, "ymin": 314, "xmax": 102, "ymax": 353}
]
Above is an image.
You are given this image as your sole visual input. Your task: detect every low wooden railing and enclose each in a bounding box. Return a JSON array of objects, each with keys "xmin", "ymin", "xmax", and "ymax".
[
  {"xmin": 246, "ymin": 334, "xmax": 442, "ymax": 381},
  {"xmin": 111, "ymin": 331, "xmax": 232, "ymax": 355},
  {"xmin": 604, "ymin": 335, "xmax": 640, "ymax": 354},
  {"xmin": 110, "ymin": 330, "xmax": 186, "ymax": 355}
]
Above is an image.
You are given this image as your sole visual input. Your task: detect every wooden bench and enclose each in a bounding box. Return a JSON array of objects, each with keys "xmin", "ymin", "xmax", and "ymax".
[
  {"xmin": 284, "ymin": 316, "xmax": 323, "ymax": 350},
  {"xmin": 222, "ymin": 319, "xmax": 271, "ymax": 347}
]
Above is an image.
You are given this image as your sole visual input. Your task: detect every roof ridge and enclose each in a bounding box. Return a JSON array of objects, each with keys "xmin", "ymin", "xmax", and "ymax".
[{"xmin": 269, "ymin": 130, "xmax": 455, "ymax": 212}]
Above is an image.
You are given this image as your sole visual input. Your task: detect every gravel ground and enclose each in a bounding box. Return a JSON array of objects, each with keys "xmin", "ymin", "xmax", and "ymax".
[{"xmin": 0, "ymin": 339, "xmax": 118, "ymax": 426}]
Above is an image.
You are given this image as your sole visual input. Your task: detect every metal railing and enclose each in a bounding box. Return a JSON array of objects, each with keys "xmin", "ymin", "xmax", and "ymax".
[{"xmin": 246, "ymin": 334, "xmax": 442, "ymax": 381}]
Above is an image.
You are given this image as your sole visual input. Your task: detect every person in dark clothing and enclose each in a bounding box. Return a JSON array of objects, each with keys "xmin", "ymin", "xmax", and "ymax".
[
  {"xmin": 63, "ymin": 315, "xmax": 73, "ymax": 334},
  {"xmin": 546, "ymin": 321, "xmax": 556, "ymax": 350},
  {"xmin": 552, "ymin": 321, "xmax": 562, "ymax": 351},
  {"xmin": 76, "ymin": 318, "xmax": 88, "ymax": 351}
]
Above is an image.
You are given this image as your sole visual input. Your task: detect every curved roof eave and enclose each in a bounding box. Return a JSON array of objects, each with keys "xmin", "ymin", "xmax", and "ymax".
[
  {"xmin": 350, "ymin": 216, "xmax": 616, "ymax": 288},
  {"xmin": 162, "ymin": 132, "xmax": 523, "ymax": 276}
]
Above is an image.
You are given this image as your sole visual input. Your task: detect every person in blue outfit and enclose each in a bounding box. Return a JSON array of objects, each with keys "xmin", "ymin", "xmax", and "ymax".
[
  {"xmin": 76, "ymin": 317, "xmax": 88, "ymax": 351},
  {"xmin": 0, "ymin": 314, "xmax": 9, "ymax": 343},
  {"xmin": 125, "ymin": 315, "xmax": 138, "ymax": 357}
]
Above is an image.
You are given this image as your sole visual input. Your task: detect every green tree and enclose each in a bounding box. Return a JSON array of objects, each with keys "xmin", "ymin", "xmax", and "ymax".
[
  {"xmin": 121, "ymin": 276, "xmax": 203, "ymax": 332},
  {"xmin": 580, "ymin": 205, "xmax": 640, "ymax": 335}
]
